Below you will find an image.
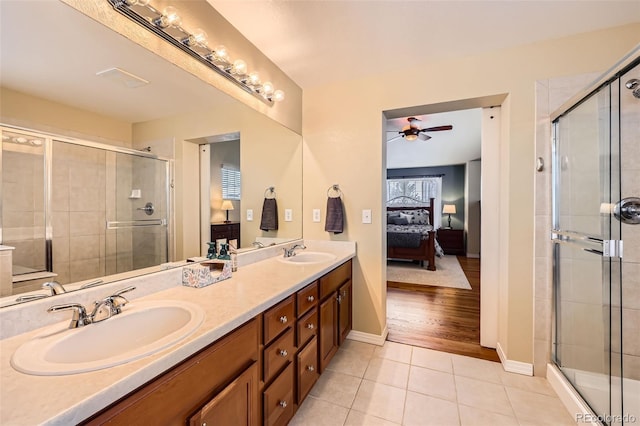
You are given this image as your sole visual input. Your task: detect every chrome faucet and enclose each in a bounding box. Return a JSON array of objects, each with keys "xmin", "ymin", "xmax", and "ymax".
[
  {"xmin": 283, "ymin": 244, "xmax": 307, "ymax": 258},
  {"xmin": 42, "ymin": 281, "xmax": 66, "ymax": 295},
  {"xmin": 252, "ymin": 241, "xmax": 265, "ymax": 248},
  {"xmin": 47, "ymin": 286, "xmax": 136, "ymax": 328}
]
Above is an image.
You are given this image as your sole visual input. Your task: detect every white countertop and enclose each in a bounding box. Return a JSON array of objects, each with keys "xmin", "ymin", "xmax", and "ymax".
[{"xmin": 0, "ymin": 240, "xmax": 355, "ymax": 425}]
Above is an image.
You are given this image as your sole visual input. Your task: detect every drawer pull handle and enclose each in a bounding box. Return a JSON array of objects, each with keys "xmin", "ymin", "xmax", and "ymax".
[
  {"xmin": 306, "ymin": 323, "xmax": 315, "ymax": 330},
  {"xmin": 279, "ymin": 400, "xmax": 287, "ymax": 408},
  {"xmin": 279, "ymin": 349, "xmax": 288, "ymax": 357},
  {"xmin": 306, "ymin": 365, "xmax": 315, "ymax": 372},
  {"xmin": 279, "ymin": 315, "xmax": 288, "ymax": 324},
  {"xmin": 306, "ymin": 295, "xmax": 315, "ymax": 302}
]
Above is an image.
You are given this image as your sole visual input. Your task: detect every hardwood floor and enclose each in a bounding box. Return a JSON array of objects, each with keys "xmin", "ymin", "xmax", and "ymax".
[{"xmin": 387, "ymin": 256, "xmax": 500, "ymax": 362}]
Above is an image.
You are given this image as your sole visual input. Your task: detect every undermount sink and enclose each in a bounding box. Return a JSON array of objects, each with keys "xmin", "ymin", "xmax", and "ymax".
[
  {"xmin": 277, "ymin": 251, "xmax": 337, "ymax": 265},
  {"xmin": 11, "ymin": 300, "xmax": 204, "ymax": 376}
]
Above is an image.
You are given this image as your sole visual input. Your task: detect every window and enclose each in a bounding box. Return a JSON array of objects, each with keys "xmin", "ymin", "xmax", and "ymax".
[
  {"xmin": 221, "ymin": 168, "xmax": 241, "ymax": 200},
  {"xmin": 386, "ymin": 177, "xmax": 442, "ymax": 228}
]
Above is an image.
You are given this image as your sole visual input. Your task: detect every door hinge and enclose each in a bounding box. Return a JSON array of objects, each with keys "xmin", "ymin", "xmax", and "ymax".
[{"xmin": 603, "ymin": 240, "xmax": 623, "ymax": 258}]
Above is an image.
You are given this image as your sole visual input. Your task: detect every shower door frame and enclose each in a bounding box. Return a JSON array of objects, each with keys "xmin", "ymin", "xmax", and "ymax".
[
  {"xmin": 0, "ymin": 124, "xmax": 173, "ymax": 280},
  {"xmin": 550, "ymin": 49, "xmax": 639, "ymax": 424}
]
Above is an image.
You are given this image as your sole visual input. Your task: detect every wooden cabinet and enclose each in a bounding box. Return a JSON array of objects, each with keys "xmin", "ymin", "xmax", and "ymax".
[
  {"xmin": 437, "ymin": 228, "xmax": 465, "ymax": 255},
  {"xmin": 318, "ymin": 260, "xmax": 353, "ymax": 372},
  {"xmin": 188, "ymin": 363, "xmax": 258, "ymax": 426},
  {"xmin": 297, "ymin": 338, "xmax": 319, "ymax": 404},
  {"xmin": 211, "ymin": 222, "xmax": 240, "ymax": 246},
  {"xmin": 84, "ymin": 319, "xmax": 259, "ymax": 426},
  {"xmin": 263, "ymin": 363, "xmax": 294, "ymax": 426}
]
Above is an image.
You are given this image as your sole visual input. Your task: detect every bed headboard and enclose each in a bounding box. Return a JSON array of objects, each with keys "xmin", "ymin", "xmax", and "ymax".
[{"xmin": 386, "ymin": 197, "xmax": 435, "ymax": 225}]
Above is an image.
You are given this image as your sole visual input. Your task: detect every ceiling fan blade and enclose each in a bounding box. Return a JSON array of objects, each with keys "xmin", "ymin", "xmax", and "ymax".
[
  {"xmin": 421, "ymin": 125, "xmax": 453, "ymax": 132},
  {"xmin": 387, "ymin": 135, "xmax": 403, "ymax": 143},
  {"xmin": 418, "ymin": 133, "xmax": 431, "ymax": 141}
]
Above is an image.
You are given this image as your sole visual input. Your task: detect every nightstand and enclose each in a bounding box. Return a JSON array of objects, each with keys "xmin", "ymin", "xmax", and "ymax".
[
  {"xmin": 211, "ymin": 222, "xmax": 240, "ymax": 247},
  {"xmin": 437, "ymin": 229, "xmax": 465, "ymax": 256}
]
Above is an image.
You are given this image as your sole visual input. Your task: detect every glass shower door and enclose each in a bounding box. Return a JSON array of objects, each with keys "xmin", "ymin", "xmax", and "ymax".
[{"xmin": 552, "ymin": 82, "xmax": 620, "ymax": 420}]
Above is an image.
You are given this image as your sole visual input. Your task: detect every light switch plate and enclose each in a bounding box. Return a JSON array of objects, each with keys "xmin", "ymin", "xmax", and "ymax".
[
  {"xmin": 284, "ymin": 209, "xmax": 293, "ymax": 222},
  {"xmin": 362, "ymin": 209, "xmax": 372, "ymax": 224},
  {"xmin": 313, "ymin": 209, "xmax": 321, "ymax": 222},
  {"xmin": 246, "ymin": 209, "xmax": 253, "ymax": 221}
]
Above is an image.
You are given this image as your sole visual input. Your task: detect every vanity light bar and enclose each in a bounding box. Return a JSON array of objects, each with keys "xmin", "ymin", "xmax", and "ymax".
[{"xmin": 107, "ymin": 0, "xmax": 285, "ymax": 105}]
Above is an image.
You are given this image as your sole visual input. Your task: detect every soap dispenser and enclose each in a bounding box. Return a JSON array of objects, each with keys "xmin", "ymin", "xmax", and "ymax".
[{"xmin": 206, "ymin": 242, "xmax": 217, "ymax": 259}]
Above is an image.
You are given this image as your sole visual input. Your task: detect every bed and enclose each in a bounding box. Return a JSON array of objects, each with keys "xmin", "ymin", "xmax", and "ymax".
[{"xmin": 386, "ymin": 197, "xmax": 443, "ymax": 271}]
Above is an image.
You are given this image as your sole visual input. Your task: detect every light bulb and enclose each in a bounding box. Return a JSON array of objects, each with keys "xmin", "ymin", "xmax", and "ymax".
[
  {"xmin": 232, "ymin": 59, "xmax": 247, "ymax": 75},
  {"xmin": 214, "ymin": 45, "xmax": 229, "ymax": 62},
  {"xmin": 189, "ymin": 28, "xmax": 208, "ymax": 46},
  {"xmin": 159, "ymin": 6, "xmax": 181, "ymax": 28},
  {"xmin": 262, "ymin": 81, "xmax": 274, "ymax": 95},
  {"xmin": 248, "ymin": 72, "xmax": 260, "ymax": 85},
  {"xmin": 273, "ymin": 89, "xmax": 285, "ymax": 102}
]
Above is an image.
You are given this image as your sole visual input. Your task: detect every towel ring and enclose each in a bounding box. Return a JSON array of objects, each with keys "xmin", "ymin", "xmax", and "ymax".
[
  {"xmin": 327, "ymin": 184, "xmax": 342, "ymax": 198},
  {"xmin": 264, "ymin": 186, "xmax": 276, "ymax": 199}
]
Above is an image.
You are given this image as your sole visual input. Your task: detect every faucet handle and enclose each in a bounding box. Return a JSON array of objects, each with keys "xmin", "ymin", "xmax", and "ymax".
[
  {"xmin": 113, "ymin": 286, "xmax": 136, "ymax": 297},
  {"xmin": 47, "ymin": 303, "xmax": 90, "ymax": 328}
]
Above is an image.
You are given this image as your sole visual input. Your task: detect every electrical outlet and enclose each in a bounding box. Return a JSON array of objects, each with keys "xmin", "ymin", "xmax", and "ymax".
[
  {"xmin": 312, "ymin": 209, "xmax": 321, "ymax": 222},
  {"xmin": 246, "ymin": 209, "xmax": 253, "ymax": 221},
  {"xmin": 362, "ymin": 209, "xmax": 372, "ymax": 224},
  {"xmin": 284, "ymin": 209, "xmax": 293, "ymax": 222}
]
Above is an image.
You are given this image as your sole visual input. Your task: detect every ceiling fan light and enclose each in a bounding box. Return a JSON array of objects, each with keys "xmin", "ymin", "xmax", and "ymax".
[{"xmin": 405, "ymin": 134, "xmax": 418, "ymax": 141}]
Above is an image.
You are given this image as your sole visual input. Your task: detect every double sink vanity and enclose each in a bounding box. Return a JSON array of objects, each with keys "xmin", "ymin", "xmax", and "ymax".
[{"xmin": 0, "ymin": 240, "xmax": 356, "ymax": 425}]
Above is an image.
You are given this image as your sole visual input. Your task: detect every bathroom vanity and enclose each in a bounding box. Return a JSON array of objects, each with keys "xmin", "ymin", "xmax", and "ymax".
[{"xmin": 0, "ymin": 240, "xmax": 355, "ymax": 425}]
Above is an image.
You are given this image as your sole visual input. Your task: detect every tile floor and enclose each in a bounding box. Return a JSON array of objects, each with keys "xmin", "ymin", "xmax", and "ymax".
[{"xmin": 290, "ymin": 340, "xmax": 576, "ymax": 426}]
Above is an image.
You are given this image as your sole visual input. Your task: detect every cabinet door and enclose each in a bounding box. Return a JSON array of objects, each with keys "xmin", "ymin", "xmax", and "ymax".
[
  {"xmin": 297, "ymin": 337, "xmax": 319, "ymax": 405},
  {"xmin": 319, "ymin": 295, "xmax": 338, "ymax": 372},
  {"xmin": 189, "ymin": 362, "xmax": 258, "ymax": 426},
  {"xmin": 338, "ymin": 280, "xmax": 352, "ymax": 345}
]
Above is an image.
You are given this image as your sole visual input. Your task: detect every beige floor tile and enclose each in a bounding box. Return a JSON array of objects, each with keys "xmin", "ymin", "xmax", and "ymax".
[
  {"xmin": 309, "ymin": 369, "xmax": 362, "ymax": 408},
  {"xmin": 407, "ymin": 365, "xmax": 457, "ymax": 402},
  {"xmin": 411, "ymin": 346, "xmax": 454, "ymax": 374},
  {"xmin": 341, "ymin": 339, "xmax": 377, "ymax": 358},
  {"xmin": 455, "ymin": 376, "xmax": 514, "ymax": 417},
  {"xmin": 326, "ymin": 346, "xmax": 371, "ymax": 378},
  {"xmin": 506, "ymin": 387, "xmax": 576, "ymax": 425},
  {"xmin": 344, "ymin": 409, "xmax": 401, "ymax": 426},
  {"xmin": 458, "ymin": 404, "xmax": 518, "ymax": 426},
  {"xmin": 403, "ymin": 391, "xmax": 460, "ymax": 426},
  {"xmin": 290, "ymin": 396, "xmax": 349, "ymax": 426},
  {"xmin": 499, "ymin": 369, "xmax": 557, "ymax": 396},
  {"xmin": 451, "ymin": 355, "xmax": 503, "ymax": 384},
  {"xmin": 351, "ymin": 379, "xmax": 406, "ymax": 424},
  {"xmin": 373, "ymin": 341, "xmax": 412, "ymax": 364},
  {"xmin": 364, "ymin": 357, "xmax": 410, "ymax": 389}
]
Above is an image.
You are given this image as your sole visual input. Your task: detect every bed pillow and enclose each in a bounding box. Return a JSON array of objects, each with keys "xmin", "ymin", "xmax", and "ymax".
[
  {"xmin": 399, "ymin": 213, "xmax": 413, "ymax": 224},
  {"xmin": 393, "ymin": 216, "xmax": 410, "ymax": 225},
  {"xmin": 387, "ymin": 212, "xmax": 400, "ymax": 224},
  {"xmin": 397, "ymin": 209, "xmax": 429, "ymax": 225}
]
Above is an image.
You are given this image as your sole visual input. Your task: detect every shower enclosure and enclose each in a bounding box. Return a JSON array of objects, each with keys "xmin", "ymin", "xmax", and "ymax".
[
  {"xmin": 1, "ymin": 125, "xmax": 170, "ymax": 296},
  {"xmin": 551, "ymin": 50, "xmax": 639, "ymax": 424}
]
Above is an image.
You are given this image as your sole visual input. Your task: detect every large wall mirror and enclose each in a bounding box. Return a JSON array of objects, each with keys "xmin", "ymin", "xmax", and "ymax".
[{"xmin": 0, "ymin": 1, "xmax": 302, "ymax": 306}]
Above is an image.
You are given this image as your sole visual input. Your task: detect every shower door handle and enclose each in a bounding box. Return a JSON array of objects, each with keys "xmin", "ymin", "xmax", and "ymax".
[
  {"xmin": 613, "ymin": 197, "xmax": 640, "ymax": 225},
  {"xmin": 136, "ymin": 202, "xmax": 155, "ymax": 215}
]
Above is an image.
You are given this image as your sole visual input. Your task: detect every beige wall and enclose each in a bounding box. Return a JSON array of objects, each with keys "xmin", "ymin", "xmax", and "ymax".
[
  {"xmin": 302, "ymin": 24, "xmax": 640, "ymax": 363},
  {"xmin": 0, "ymin": 87, "xmax": 133, "ymax": 146}
]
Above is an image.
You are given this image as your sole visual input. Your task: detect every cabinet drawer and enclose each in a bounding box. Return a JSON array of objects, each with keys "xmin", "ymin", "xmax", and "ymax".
[
  {"xmin": 297, "ymin": 338, "xmax": 319, "ymax": 405},
  {"xmin": 297, "ymin": 307, "xmax": 318, "ymax": 348},
  {"xmin": 319, "ymin": 260, "xmax": 352, "ymax": 300},
  {"xmin": 263, "ymin": 363, "xmax": 294, "ymax": 426},
  {"xmin": 296, "ymin": 281, "xmax": 318, "ymax": 317},
  {"xmin": 263, "ymin": 328, "xmax": 294, "ymax": 383},
  {"xmin": 263, "ymin": 295, "xmax": 295, "ymax": 344}
]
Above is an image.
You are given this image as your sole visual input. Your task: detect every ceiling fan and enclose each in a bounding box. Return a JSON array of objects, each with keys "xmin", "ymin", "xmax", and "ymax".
[{"xmin": 387, "ymin": 117, "xmax": 453, "ymax": 142}]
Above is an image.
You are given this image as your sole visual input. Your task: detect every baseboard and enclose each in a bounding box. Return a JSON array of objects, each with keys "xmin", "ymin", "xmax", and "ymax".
[
  {"xmin": 346, "ymin": 326, "xmax": 388, "ymax": 346},
  {"xmin": 496, "ymin": 342, "xmax": 534, "ymax": 376},
  {"xmin": 546, "ymin": 363, "xmax": 597, "ymax": 423},
  {"xmin": 466, "ymin": 252, "xmax": 480, "ymax": 258}
]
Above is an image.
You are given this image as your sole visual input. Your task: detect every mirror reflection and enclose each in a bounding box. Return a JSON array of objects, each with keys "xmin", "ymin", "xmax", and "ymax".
[{"xmin": 0, "ymin": 1, "xmax": 302, "ymax": 306}]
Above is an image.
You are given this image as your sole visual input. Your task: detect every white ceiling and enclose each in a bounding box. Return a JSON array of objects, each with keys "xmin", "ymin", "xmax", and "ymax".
[{"xmin": 208, "ymin": 0, "xmax": 640, "ymax": 89}]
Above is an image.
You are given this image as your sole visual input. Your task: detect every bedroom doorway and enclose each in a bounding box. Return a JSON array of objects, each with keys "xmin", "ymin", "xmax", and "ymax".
[{"xmin": 383, "ymin": 100, "xmax": 501, "ymax": 360}]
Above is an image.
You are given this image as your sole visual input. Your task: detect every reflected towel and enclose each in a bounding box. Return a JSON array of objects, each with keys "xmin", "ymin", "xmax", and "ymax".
[
  {"xmin": 260, "ymin": 198, "xmax": 278, "ymax": 231},
  {"xmin": 325, "ymin": 196, "xmax": 344, "ymax": 234}
]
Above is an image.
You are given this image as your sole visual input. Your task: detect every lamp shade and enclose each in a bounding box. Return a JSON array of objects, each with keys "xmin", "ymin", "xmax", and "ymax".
[
  {"xmin": 221, "ymin": 200, "xmax": 234, "ymax": 211},
  {"xmin": 442, "ymin": 204, "xmax": 456, "ymax": 214}
]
